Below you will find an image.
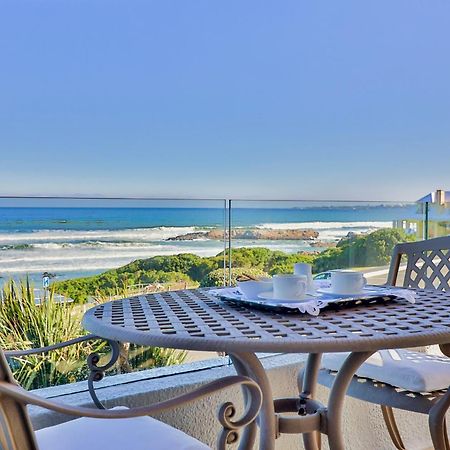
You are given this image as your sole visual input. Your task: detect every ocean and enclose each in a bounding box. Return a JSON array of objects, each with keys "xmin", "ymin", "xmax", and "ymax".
[{"xmin": 0, "ymin": 202, "xmax": 421, "ymax": 285}]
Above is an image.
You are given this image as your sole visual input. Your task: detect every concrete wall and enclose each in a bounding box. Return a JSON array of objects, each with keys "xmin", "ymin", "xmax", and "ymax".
[{"xmin": 29, "ymin": 354, "xmax": 435, "ymax": 449}]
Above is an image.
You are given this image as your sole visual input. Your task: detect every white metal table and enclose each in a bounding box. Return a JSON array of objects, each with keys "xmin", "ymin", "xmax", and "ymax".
[{"xmin": 82, "ymin": 288, "xmax": 450, "ymax": 449}]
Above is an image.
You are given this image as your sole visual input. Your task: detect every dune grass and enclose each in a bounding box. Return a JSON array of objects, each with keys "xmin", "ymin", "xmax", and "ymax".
[{"xmin": 0, "ymin": 279, "xmax": 186, "ymax": 390}]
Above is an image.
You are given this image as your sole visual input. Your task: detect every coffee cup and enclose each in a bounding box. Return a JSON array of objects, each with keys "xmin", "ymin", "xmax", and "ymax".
[
  {"xmin": 330, "ymin": 270, "xmax": 367, "ymax": 295},
  {"xmin": 273, "ymin": 274, "xmax": 307, "ymax": 299},
  {"xmin": 294, "ymin": 263, "xmax": 314, "ymax": 292}
]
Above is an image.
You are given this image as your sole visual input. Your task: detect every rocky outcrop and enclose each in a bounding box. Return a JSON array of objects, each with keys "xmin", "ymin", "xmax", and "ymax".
[
  {"xmin": 167, "ymin": 231, "xmax": 209, "ymax": 241},
  {"xmin": 167, "ymin": 228, "xmax": 319, "ymax": 241}
]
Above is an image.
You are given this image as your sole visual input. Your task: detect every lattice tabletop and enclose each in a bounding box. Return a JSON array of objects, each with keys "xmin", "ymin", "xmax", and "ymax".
[{"xmin": 82, "ymin": 288, "xmax": 450, "ymax": 353}]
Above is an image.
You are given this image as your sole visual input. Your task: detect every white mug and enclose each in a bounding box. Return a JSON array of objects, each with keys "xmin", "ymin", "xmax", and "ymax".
[
  {"xmin": 273, "ymin": 274, "xmax": 307, "ymax": 299},
  {"xmin": 330, "ymin": 270, "xmax": 367, "ymax": 295},
  {"xmin": 294, "ymin": 263, "xmax": 314, "ymax": 292}
]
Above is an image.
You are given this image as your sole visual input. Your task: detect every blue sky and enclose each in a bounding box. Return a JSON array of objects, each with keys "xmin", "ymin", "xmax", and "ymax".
[{"xmin": 1, "ymin": 1, "xmax": 449, "ymax": 201}]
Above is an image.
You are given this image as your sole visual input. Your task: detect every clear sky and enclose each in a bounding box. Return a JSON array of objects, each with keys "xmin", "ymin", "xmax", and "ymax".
[{"xmin": 1, "ymin": 1, "xmax": 449, "ymax": 201}]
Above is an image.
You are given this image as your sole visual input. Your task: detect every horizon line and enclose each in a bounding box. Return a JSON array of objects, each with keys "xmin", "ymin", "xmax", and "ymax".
[{"xmin": 0, "ymin": 195, "xmax": 417, "ymax": 204}]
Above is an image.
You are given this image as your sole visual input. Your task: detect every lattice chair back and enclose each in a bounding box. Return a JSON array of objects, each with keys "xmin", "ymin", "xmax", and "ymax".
[
  {"xmin": 387, "ymin": 236, "xmax": 450, "ymax": 291},
  {"xmin": 0, "ymin": 349, "xmax": 38, "ymax": 450}
]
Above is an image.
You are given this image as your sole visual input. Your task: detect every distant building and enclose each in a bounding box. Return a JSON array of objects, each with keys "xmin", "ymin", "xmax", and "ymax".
[
  {"xmin": 416, "ymin": 189, "xmax": 450, "ymax": 206},
  {"xmin": 395, "ymin": 189, "xmax": 450, "ymax": 240}
]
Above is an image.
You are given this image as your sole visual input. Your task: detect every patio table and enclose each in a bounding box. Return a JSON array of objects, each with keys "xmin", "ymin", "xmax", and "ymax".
[{"xmin": 82, "ymin": 288, "xmax": 450, "ymax": 450}]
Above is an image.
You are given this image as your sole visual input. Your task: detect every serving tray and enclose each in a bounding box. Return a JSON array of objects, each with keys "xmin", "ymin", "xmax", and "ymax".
[{"xmin": 214, "ymin": 286, "xmax": 398, "ymax": 314}]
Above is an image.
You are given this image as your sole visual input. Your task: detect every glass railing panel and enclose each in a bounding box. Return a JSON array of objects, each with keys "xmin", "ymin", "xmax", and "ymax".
[
  {"xmin": 0, "ymin": 197, "xmax": 228, "ymax": 388},
  {"xmin": 0, "ymin": 197, "xmax": 227, "ymax": 288},
  {"xmin": 2, "ymin": 195, "xmax": 446, "ymax": 389},
  {"xmin": 228, "ymin": 199, "xmax": 421, "ymax": 287},
  {"xmin": 424, "ymin": 202, "xmax": 450, "ymax": 239}
]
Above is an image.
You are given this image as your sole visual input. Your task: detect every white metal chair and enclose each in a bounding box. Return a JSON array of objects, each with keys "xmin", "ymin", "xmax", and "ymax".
[
  {"xmin": 315, "ymin": 235, "xmax": 450, "ymax": 449},
  {"xmin": 0, "ymin": 347, "xmax": 262, "ymax": 450}
]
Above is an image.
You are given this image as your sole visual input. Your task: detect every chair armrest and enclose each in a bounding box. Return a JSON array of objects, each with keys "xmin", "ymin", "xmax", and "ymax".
[
  {"xmin": 4, "ymin": 334, "xmax": 100, "ymax": 358},
  {"xmin": 4, "ymin": 335, "xmax": 123, "ymax": 409},
  {"xmin": 0, "ymin": 375, "xmax": 262, "ymax": 429}
]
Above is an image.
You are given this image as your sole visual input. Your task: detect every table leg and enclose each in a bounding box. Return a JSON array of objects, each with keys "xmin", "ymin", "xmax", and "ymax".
[
  {"xmin": 230, "ymin": 352, "xmax": 277, "ymax": 450},
  {"xmin": 299, "ymin": 353, "xmax": 323, "ymax": 450},
  {"xmin": 327, "ymin": 351, "xmax": 374, "ymax": 450}
]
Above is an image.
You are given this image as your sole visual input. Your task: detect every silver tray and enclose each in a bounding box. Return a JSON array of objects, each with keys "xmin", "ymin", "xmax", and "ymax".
[{"xmin": 215, "ymin": 286, "xmax": 399, "ymax": 314}]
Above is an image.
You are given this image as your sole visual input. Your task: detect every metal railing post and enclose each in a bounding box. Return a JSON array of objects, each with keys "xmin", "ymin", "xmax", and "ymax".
[
  {"xmin": 223, "ymin": 199, "xmax": 227, "ymax": 286},
  {"xmin": 228, "ymin": 199, "xmax": 232, "ymax": 286}
]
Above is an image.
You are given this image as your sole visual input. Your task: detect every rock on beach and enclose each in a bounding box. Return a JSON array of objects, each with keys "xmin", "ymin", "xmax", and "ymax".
[{"xmin": 167, "ymin": 228, "xmax": 319, "ymax": 241}]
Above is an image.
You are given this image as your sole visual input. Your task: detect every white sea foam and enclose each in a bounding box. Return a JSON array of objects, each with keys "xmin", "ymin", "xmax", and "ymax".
[
  {"xmin": 0, "ymin": 245, "xmax": 224, "ymax": 274},
  {"xmin": 0, "ymin": 226, "xmax": 199, "ymax": 245},
  {"xmin": 31, "ymin": 241, "xmax": 173, "ymax": 250},
  {"xmin": 0, "ymin": 224, "xmax": 222, "ymax": 275},
  {"xmin": 255, "ymin": 221, "xmax": 393, "ymax": 241},
  {"xmin": 256, "ymin": 221, "xmax": 393, "ymax": 231},
  {"xmin": 0, "ymin": 221, "xmax": 394, "ymax": 277}
]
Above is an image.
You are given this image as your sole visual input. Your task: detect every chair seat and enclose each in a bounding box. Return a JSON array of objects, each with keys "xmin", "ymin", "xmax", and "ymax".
[
  {"xmin": 35, "ymin": 411, "xmax": 211, "ymax": 450},
  {"xmin": 321, "ymin": 349, "xmax": 450, "ymax": 392}
]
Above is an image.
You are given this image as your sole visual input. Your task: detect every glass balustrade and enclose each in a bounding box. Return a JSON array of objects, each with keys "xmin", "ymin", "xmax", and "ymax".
[{"xmin": 0, "ymin": 195, "xmax": 448, "ymax": 388}]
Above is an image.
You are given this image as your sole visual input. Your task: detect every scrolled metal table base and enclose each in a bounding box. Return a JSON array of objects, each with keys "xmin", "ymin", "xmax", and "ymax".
[
  {"xmin": 86, "ymin": 339, "xmax": 121, "ymax": 409},
  {"xmin": 227, "ymin": 351, "xmax": 374, "ymax": 450},
  {"xmin": 230, "ymin": 352, "xmax": 277, "ymax": 450},
  {"xmin": 89, "ymin": 345, "xmax": 264, "ymax": 448},
  {"xmin": 294, "ymin": 351, "xmax": 375, "ymax": 450}
]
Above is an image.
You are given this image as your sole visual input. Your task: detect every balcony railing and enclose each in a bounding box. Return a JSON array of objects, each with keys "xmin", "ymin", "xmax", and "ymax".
[{"xmin": 0, "ymin": 195, "xmax": 449, "ymax": 390}]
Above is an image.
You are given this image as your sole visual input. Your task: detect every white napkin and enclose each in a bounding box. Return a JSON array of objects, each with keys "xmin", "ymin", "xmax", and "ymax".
[{"xmin": 379, "ymin": 287, "xmax": 416, "ymax": 304}]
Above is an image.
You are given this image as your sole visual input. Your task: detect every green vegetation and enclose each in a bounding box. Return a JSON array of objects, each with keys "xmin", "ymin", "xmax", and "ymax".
[
  {"xmin": 53, "ymin": 268, "xmax": 193, "ymax": 303},
  {"xmin": 0, "ymin": 280, "xmax": 99, "ymax": 389},
  {"xmin": 203, "ymin": 267, "xmax": 268, "ymax": 287},
  {"xmin": 0, "ymin": 280, "xmax": 186, "ymax": 389},
  {"xmin": 54, "ymin": 228, "xmax": 413, "ymax": 303},
  {"xmin": 313, "ymin": 228, "xmax": 415, "ymax": 272}
]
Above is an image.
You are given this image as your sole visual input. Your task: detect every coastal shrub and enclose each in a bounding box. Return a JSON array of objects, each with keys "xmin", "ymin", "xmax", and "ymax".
[
  {"xmin": 54, "ymin": 228, "xmax": 412, "ymax": 301},
  {"xmin": 313, "ymin": 247, "xmax": 347, "ymax": 273},
  {"xmin": 119, "ymin": 253, "xmax": 217, "ymax": 282},
  {"xmin": 0, "ymin": 280, "xmax": 101, "ymax": 389},
  {"xmin": 139, "ymin": 270, "xmax": 192, "ymax": 284},
  {"xmin": 267, "ymin": 252, "xmax": 316, "ymax": 275},
  {"xmin": 350, "ymin": 228, "xmax": 415, "ymax": 265},
  {"xmin": 314, "ymin": 228, "xmax": 414, "ymax": 272},
  {"xmin": 201, "ymin": 267, "xmax": 269, "ymax": 287},
  {"xmin": 54, "ymin": 268, "xmax": 195, "ymax": 303},
  {"xmin": 219, "ymin": 247, "xmax": 275, "ymax": 270},
  {"xmin": 0, "ymin": 280, "xmax": 187, "ymax": 389}
]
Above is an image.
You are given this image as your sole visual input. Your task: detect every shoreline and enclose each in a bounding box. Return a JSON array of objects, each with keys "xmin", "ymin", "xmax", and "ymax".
[{"xmin": 0, "ymin": 220, "xmax": 395, "ymax": 283}]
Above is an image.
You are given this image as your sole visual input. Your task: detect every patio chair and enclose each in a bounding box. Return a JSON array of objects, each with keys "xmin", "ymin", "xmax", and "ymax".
[
  {"xmin": 0, "ymin": 346, "xmax": 262, "ymax": 450},
  {"xmin": 307, "ymin": 235, "xmax": 450, "ymax": 449}
]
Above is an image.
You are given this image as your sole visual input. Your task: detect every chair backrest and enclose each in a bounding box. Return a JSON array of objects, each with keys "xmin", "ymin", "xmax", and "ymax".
[
  {"xmin": 0, "ymin": 349, "xmax": 38, "ymax": 450},
  {"xmin": 387, "ymin": 236, "xmax": 450, "ymax": 291}
]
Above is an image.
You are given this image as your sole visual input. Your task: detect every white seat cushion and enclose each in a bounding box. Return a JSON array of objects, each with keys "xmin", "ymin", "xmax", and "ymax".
[
  {"xmin": 321, "ymin": 349, "xmax": 450, "ymax": 392},
  {"xmin": 35, "ymin": 411, "xmax": 211, "ymax": 450}
]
